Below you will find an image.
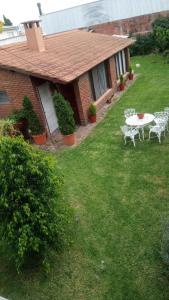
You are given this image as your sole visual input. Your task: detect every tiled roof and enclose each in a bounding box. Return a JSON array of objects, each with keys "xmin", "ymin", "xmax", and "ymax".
[{"xmin": 0, "ymin": 30, "xmax": 134, "ymax": 83}]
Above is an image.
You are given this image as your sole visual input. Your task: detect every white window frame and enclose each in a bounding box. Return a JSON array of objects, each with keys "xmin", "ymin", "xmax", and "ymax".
[{"xmin": 115, "ymin": 49, "xmax": 127, "ymax": 79}]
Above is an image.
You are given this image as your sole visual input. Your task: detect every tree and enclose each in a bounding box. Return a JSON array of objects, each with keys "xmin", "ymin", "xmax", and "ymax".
[
  {"xmin": 22, "ymin": 96, "xmax": 43, "ymax": 134},
  {"xmin": 153, "ymin": 17, "xmax": 169, "ymax": 52},
  {"xmin": 53, "ymin": 92, "xmax": 75, "ymax": 135},
  {"xmin": 0, "ymin": 136, "xmax": 72, "ymax": 272},
  {"xmin": 3, "ymin": 15, "xmax": 13, "ymax": 26}
]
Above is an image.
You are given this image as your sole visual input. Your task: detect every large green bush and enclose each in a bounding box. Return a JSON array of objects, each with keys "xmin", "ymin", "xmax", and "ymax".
[
  {"xmin": 153, "ymin": 17, "xmax": 169, "ymax": 52},
  {"xmin": 0, "ymin": 137, "xmax": 72, "ymax": 272},
  {"xmin": 130, "ymin": 33, "xmax": 156, "ymax": 56},
  {"xmin": 130, "ymin": 17, "xmax": 169, "ymax": 56},
  {"xmin": 53, "ymin": 92, "xmax": 75, "ymax": 135}
]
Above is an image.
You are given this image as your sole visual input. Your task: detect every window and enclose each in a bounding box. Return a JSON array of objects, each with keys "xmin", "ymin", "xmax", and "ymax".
[
  {"xmin": 90, "ymin": 62, "xmax": 108, "ymax": 100},
  {"xmin": 115, "ymin": 50, "xmax": 127, "ymax": 79},
  {"xmin": 0, "ymin": 91, "xmax": 10, "ymax": 104}
]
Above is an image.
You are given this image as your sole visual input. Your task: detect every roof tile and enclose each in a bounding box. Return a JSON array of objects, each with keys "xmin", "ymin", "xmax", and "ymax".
[{"xmin": 0, "ymin": 30, "xmax": 134, "ymax": 83}]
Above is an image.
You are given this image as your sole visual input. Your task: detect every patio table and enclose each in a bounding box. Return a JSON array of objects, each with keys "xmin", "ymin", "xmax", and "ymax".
[{"xmin": 126, "ymin": 113, "xmax": 155, "ymax": 140}]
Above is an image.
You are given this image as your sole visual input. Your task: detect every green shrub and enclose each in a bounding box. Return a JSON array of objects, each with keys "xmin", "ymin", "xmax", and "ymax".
[
  {"xmin": 88, "ymin": 103, "xmax": 96, "ymax": 116},
  {"xmin": 9, "ymin": 109, "xmax": 26, "ymax": 123},
  {"xmin": 0, "ymin": 119, "xmax": 15, "ymax": 137},
  {"xmin": 120, "ymin": 74, "xmax": 124, "ymax": 84},
  {"xmin": 0, "ymin": 137, "xmax": 72, "ymax": 272},
  {"xmin": 22, "ymin": 96, "xmax": 43, "ymax": 135},
  {"xmin": 153, "ymin": 17, "xmax": 169, "ymax": 52},
  {"xmin": 129, "ymin": 66, "xmax": 133, "ymax": 73},
  {"xmin": 53, "ymin": 92, "xmax": 75, "ymax": 135},
  {"xmin": 130, "ymin": 33, "xmax": 156, "ymax": 56}
]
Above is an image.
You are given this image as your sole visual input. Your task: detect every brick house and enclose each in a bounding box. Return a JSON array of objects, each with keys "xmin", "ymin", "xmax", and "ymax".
[{"xmin": 0, "ymin": 20, "xmax": 133, "ymax": 135}]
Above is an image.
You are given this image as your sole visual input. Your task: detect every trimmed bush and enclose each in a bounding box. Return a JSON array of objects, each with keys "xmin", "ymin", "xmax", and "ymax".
[
  {"xmin": 53, "ymin": 92, "xmax": 75, "ymax": 135},
  {"xmin": 22, "ymin": 96, "xmax": 43, "ymax": 135},
  {"xmin": 0, "ymin": 137, "xmax": 72, "ymax": 272}
]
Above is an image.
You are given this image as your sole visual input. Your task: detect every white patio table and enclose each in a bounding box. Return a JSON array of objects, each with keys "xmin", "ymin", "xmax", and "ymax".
[{"xmin": 125, "ymin": 113, "xmax": 155, "ymax": 140}]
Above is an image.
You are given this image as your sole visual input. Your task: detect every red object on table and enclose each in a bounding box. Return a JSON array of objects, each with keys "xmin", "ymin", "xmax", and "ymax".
[{"xmin": 137, "ymin": 113, "xmax": 144, "ymax": 119}]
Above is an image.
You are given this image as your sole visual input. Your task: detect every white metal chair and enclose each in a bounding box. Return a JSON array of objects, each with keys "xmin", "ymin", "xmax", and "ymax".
[
  {"xmin": 164, "ymin": 107, "xmax": 169, "ymax": 115},
  {"xmin": 121, "ymin": 125, "xmax": 141, "ymax": 147},
  {"xmin": 124, "ymin": 108, "xmax": 136, "ymax": 119},
  {"xmin": 154, "ymin": 115, "xmax": 168, "ymax": 131},
  {"xmin": 154, "ymin": 112, "xmax": 167, "ymax": 118},
  {"xmin": 149, "ymin": 122, "xmax": 166, "ymax": 143}
]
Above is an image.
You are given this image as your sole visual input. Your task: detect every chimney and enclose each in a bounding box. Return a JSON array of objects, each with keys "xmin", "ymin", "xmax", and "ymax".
[
  {"xmin": 22, "ymin": 20, "xmax": 45, "ymax": 52},
  {"xmin": 37, "ymin": 2, "xmax": 43, "ymax": 16}
]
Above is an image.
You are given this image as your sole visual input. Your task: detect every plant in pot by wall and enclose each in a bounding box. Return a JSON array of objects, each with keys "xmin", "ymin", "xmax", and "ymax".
[
  {"xmin": 88, "ymin": 103, "xmax": 96, "ymax": 123},
  {"xmin": 53, "ymin": 92, "xmax": 76, "ymax": 146},
  {"xmin": 23, "ymin": 96, "xmax": 47, "ymax": 145},
  {"xmin": 128, "ymin": 66, "xmax": 134, "ymax": 80},
  {"xmin": 119, "ymin": 74, "xmax": 125, "ymax": 91}
]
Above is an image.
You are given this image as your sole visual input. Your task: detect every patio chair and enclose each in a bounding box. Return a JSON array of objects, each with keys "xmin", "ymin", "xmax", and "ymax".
[
  {"xmin": 154, "ymin": 112, "xmax": 167, "ymax": 118},
  {"xmin": 124, "ymin": 108, "xmax": 136, "ymax": 119},
  {"xmin": 121, "ymin": 125, "xmax": 141, "ymax": 147},
  {"xmin": 154, "ymin": 114, "xmax": 168, "ymax": 131},
  {"xmin": 148, "ymin": 122, "xmax": 166, "ymax": 143},
  {"xmin": 164, "ymin": 107, "xmax": 169, "ymax": 115}
]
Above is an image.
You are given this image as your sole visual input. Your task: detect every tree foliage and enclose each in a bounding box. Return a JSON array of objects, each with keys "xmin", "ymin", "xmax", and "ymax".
[
  {"xmin": 153, "ymin": 17, "xmax": 169, "ymax": 52},
  {"xmin": 22, "ymin": 96, "xmax": 43, "ymax": 135},
  {"xmin": 130, "ymin": 17, "xmax": 169, "ymax": 56},
  {"xmin": 0, "ymin": 137, "xmax": 72, "ymax": 272},
  {"xmin": 3, "ymin": 15, "xmax": 13, "ymax": 26},
  {"xmin": 130, "ymin": 33, "xmax": 156, "ymax": 56},
  {"xmin": 53, "ymin": 92, "xmax": 75, "ymax": 135}
]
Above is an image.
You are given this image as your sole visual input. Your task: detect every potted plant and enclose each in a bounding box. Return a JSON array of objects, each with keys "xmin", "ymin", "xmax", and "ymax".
[
  {"xmin": 88, "ymin": 103, "xmax": 96, "ymax": 123},
  {"xmin": 137, "ymin": 113, "xmax": 144, "ymax": 119},
  {"xmin": 23, "ymin": 96, "xmax": 47, "ymax": 145},
  {"xmin": 128, "ymin": 66, "xmax": 134, "ymax": 80},
  {"xmin": 53, "ymin": 92, "xmax": 76, "ymax": 146},
  {"xmin": 119, "ymin": 74, "xmax": 125, "ymax": 91}
]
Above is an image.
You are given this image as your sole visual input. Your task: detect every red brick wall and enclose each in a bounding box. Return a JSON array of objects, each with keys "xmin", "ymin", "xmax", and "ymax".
[
  {"xmin": 0, "ymin": 68, "xmax": 46, "ymax": 128},
  {"xmin": 73, "ymin": 55, "xmax": 121, "ymax": 124},
  {"xmin": 107, "ymin": 56, "xmax": 117, "ymax": 91},
  {"xmin": 73, "ymin": 72, "xmax": 93, "ymax": 125},
  {"xmin": 91, "ymin": 10, "xmax": 169, "ymax": 35}
]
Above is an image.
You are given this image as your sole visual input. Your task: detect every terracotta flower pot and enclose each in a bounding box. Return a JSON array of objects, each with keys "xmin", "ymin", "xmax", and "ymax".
[
  {"xmin": 89, "ymin": 115, "xmax": 96, "ymax": 123},
  {"xmin": 32, "ymin": 132, "xmax": 47, "ymax": 145},
  {"xmin": 63, "ymin": 133, "xmax": 76, "ymax": 146},
  {"xmin": 119, "ymin": 83, "xmax": 125, "ymax": 91},
  {"xmin": 137, "ymin": 113, "xmax": 144, "ymax": 119},
  {"xmin": 129, "ymin": 73, "xmax": 134, "ymax": 80}
]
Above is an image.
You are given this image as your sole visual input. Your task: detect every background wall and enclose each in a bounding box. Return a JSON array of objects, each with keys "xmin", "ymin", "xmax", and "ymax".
[{"xmin": 40, "ymin": 0, "xmax": 169, "ymax": 35}]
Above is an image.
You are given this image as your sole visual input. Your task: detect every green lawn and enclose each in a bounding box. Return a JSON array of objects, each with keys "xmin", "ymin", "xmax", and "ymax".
[{"xmin": 1, "ymin": 55, "xmax": 169, "ymax": 299}]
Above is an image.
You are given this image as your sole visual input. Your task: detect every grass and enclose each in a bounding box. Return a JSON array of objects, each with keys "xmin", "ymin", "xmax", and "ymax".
[{"xmin": 1, "ymin": 55, "xmax": 169, "ymax": 299}]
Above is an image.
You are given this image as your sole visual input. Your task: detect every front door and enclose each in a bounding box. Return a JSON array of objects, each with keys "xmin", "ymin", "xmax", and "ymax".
[{"xmin": 38, "ymin": 82, "xmax": 58, "ymax": 134}]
